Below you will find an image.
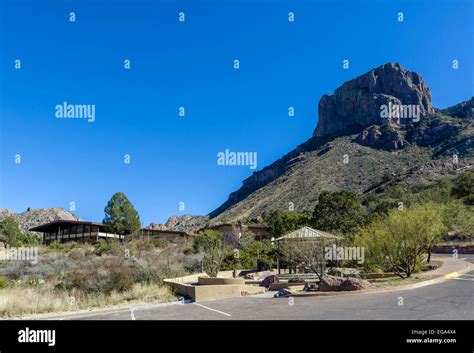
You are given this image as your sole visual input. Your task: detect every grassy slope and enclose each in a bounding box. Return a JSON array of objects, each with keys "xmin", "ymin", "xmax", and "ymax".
[{"xmin": 215, "ymin": 136, "xmax": 433, "ymax": 222}]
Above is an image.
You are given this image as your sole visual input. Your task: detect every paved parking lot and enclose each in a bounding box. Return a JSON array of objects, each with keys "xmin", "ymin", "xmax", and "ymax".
[{"xmin": 45, "ymin": 255, "xmax": 474, "ymax": 320}]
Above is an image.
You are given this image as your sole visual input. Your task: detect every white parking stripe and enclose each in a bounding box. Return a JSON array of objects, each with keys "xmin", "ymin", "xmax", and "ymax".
[
  {"xmin": 193, "ymin": 303, "xmax": 231, "ymax": 317},
  {"xmin": 458, "ymin": 273, "xmax": 474, "ymax": 277},
  {"xmin": 453, "ymin": 278, "xmax": 474, "ymax": 281},
  {"xmin": 130, "ymin": 309, "xmax": 136, "ymax": 320}
]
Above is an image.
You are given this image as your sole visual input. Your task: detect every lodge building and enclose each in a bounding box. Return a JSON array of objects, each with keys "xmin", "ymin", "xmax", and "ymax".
[
  {"xmin": 30, "ymin": 220, "xmax": 123, "ymax": 245},
  {"xmin": 129, "ymin": 228, "xmax": 197, "ymax": 244}
]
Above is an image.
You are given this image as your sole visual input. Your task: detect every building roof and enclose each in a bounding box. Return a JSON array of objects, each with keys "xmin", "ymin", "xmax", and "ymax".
[
  {"xmin": 29, "ymin": 220, "xmax": 106, "ymax": 232},
  {"xmin": 275, "ymin": 226, "xmax": 343, "ymax": 241}
]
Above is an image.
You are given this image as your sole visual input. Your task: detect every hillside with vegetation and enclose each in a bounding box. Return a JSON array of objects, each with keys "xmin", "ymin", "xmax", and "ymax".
[{"xmin": 209, "ymin": 64, "xmax": 473, "ymax": 224}]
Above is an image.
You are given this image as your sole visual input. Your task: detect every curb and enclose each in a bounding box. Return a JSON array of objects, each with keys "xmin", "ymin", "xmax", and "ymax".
[
  {"xmin": 13, "ymin": 299, "xmax": 186, "ymax": 321},
  {"xmin": 285, "ymin": 258, "xmax": 472, "ymax": 298}
]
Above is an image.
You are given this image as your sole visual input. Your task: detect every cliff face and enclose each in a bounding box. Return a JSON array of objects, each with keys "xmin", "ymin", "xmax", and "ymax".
[
  {"xmin": 208, "ymin": 63, "xmax": 473, "ymax": 221},
  {"xmin": 314, "ymin": 63, "xmax": 434, "ymax": 137}
]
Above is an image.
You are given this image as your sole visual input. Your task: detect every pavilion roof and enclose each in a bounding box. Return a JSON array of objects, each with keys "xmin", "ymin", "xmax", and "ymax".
[{"xmin": 275, "ymin": 226, "xmax": 343, "ymax": 241}]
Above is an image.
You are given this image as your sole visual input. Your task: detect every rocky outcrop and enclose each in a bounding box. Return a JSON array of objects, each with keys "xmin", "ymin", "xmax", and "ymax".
[
  {"xmin": 440, "ymin": 97, "xmax": 474, "ymax": 119},
  {"xmin": 407, "ymin": 123, "xmax": 458, "ymax": 147},
  {"xmin": 356, "ymin": 125, "xmax": 405, "ymax": 151},
  {"xmin": 0, "ymin": 208, "xmax": 82, "ymax": 234},
  {"xmin": 147, "ymin": 214, "xmax": 209, "ymax": 233},
  {"xmin": 314, "ymin": 63, "xmax": 434, "ymax": 137},
  {"xmin": 435, "ymin": 137, "xmax": 474, "ymax": 158},
  {"xmin": 146, "ymin": 223, "xmax": 168, "ymax": 231},
  {"xmin": 0, "ymin": 208, "xmax": 15, "ymax": 221},
  {"xmin": 209, "ymin": 64, "xmax": 473, "ymax": 221}
]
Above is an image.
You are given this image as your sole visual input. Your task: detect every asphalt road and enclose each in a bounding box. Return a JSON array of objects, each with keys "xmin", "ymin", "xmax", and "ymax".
[{"xmin": 46, "ymin": 255, "xmax": 474, "ymax": 320}]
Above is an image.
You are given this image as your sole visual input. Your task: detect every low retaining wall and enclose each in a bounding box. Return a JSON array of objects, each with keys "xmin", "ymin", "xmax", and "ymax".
[
  {"xmin": 198, "ymin": 277, "xmax": 245, "ymax": 286},
  {"xmin": 433, "ymin": 245, "xmax": 474, "ymax": 254},
  {"xmin": 269, "ymin": 283, "xmax": 305, "ymax": 291},
  {"xmin": 164, "ymin": 280, "xmax": 264, "ymax": 302},
  {"xmin": 164, "ymin": 270, "xmax": 265, "ymax": 302}
]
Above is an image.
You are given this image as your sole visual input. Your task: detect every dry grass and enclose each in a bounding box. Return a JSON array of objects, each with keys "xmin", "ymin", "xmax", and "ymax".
[
  {"xmin": 0, "ymin": 240, "xmax": 199, "ymax": 318},
  {"xmin": 0, "ymin": 282, "xmax": 176, "ymax": 318}
]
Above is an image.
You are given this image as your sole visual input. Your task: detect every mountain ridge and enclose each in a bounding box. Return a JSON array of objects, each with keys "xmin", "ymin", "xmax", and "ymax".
[{"xmin": 207, "ymin": 63, "xmax": 474, "ymax": 222}]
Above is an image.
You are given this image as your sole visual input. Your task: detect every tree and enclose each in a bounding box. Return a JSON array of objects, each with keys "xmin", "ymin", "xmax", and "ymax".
[
  {"xmin": 279, "ymin": 238, "xmax": 332, "ymax": 280},
  {"xmin": 193, "ymin": 230, "xmax": 225, "ymax": 277},
  {"xmin": 265, "ymin": 209, "xmax": 311, "ymax": 238},
  {"xmin": 103, "ymin": 192, "xmax": 141, "ymax": 235},
  {"xmin": 442, "ymin": 200, "xmax": 474, "ymax": 239},
  {"xmin": 0, "ymin": 217, "xmax": 39, "ymax": 246},
  {"xmin": 354, "ymin": 202, "xmax": 446, "ymax": 278},
  {"xmin": 311, "ymin": 190, "xmax": 367, "ymax": 236},
  {"xmin": 238, "ymin": 238, "xmax": 276, "ymax": 270},
  {"xmin": 0, "ymin": 217, "xmax": 23, "ymax": 241},
  {"xmin": 451, "ymin": 171, "xmax": 474, "ymax": 205}
]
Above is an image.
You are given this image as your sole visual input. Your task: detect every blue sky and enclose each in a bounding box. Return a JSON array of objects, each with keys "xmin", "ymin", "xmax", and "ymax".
[{"xmin": 0, "ymin": 0, "xmax": 473, "ymax": 226}]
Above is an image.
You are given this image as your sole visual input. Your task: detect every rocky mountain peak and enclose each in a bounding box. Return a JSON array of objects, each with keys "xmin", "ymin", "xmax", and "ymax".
[
  {"xmin": 147, "ymin": 214, "xmax": 209, "ymax": 233},
  {"xmin": 0, "ymin": 207, "xmax": 82, "ymax": 234},
  {"xmin": 314, "ymin": 63, "xmax": 434, "ymax": 137}
]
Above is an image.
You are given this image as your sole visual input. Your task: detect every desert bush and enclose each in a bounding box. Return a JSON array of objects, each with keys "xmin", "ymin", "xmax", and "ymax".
[
  {"xmin": 222, "ymin": 238, "xmax": 276, "ymax": 271},
  {"xmin": 0, "ymin": 276, "xmax": 8, "ymax": 289},
  {"xmin": 280, "ymin": 238, "xmax": 332, "ymax": 279},
  {"xmin": 56, "ymin": 256, "xmax": 162, "ymax": 295},
  {"xmin": 150, "ymin": 237, "xmax": 170, "ymax": 248},
  {"xmin": 451, "ymin": 171, "xmax": 474, "ymax": 203},
  {"xmin": 193, "ymin": 230, "xmax": 224, "ymax": 277},
  {"xmin": 49, "ymin": 240, "xmax": 64, "ymax": 251},
  {"xmin": 94, "ymin": 239, "xmax": 113, "ymax": 256},
  {"xmin": 0, "ymin": 217, "xmax": 40, "ymax": 246},
  {"xmin": 441, "ymin": 200, "xmax": 474, "ymax": 238},
  {"xmin": 0, "ymin": 282, "xmax": 175, "ymax": 318},
  {"xmin": 354, "ymin": 202, "xmax": 446, "ymax": 278}
]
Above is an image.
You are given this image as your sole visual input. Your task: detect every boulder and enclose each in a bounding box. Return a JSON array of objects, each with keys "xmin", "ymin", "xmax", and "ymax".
[
  {"xmin": 319, "ymin": 275, "xmax": 370, "ymax": 291},
  {"xmin": 318, "ymin": 275, "xmax": 345, "ymax": 291},
  {"xmin": 274, "ymin": 288, "xmax": 292, "ymax": 297},
  {"xmin": 243, "ymin": 270, "xmax": 272, "ymax": 280},
  {"xmin": 261, "ymin": 275, "xmax": 279, "ymax": 288},
  {"xmin": 340, "ymin": 277, "xmax": 371, "ymax": 291}
]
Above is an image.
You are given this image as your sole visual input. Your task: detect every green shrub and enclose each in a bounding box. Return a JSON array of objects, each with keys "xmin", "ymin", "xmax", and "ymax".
[
  {"xmin": 94, "ymin": 239, "xmax": 112, "ymax": 256},
  {"xmin": 150, "ymin": 237, "xmax": 170, "ymax": 248},
  {"xmin": 49, "ymin": 240, "xmax": 64, "ymax": 250},
  {"xmin": 193, "ymin": 230, "xmax": 225, "ymax": 277},
  {"xmin": 451, "ymin": 171, "xmax": 474, "ymax": 201},
  {"xmin": 354, "ymin": 202, "xmax": 446, "ymax": 278},
  {"xmin": 0, "ymin": 276, "xmax": 8, "ymax": 289}
]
